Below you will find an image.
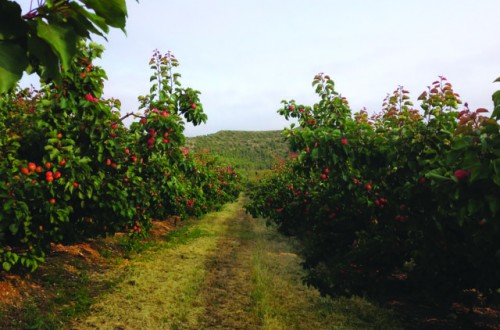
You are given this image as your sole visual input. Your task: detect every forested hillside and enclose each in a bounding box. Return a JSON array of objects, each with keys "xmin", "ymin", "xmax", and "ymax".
[{"xmin": 186, "ymin": 130, "xmax": 290, "ymax": 172}]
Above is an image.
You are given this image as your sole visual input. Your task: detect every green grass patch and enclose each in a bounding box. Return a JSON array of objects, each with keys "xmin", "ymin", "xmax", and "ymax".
[
  {"xmin": 163, "ymin": 226, "xmax": 210, "ymax": 248},
  {"xmin": 248, "ymin": 217, "xmax": 403, "ymax": 329}
]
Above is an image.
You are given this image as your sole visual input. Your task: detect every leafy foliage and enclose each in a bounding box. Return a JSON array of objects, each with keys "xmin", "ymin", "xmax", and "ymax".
[
  {"xmin": 0, "ymin": 43, "xmax": 241, "ymax": 272},
  {"xmin": 0, "ymin": 0, "xmax": 130, "ymax": 93},
  {"xmin": 246, "ymin": 74, "xmax": 500, "ymax": 299}
]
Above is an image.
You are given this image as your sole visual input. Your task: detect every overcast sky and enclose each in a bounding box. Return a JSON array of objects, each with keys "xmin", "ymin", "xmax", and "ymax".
[{"xmin": 19, "ymin": 0, "xmax": 500, "ymax": 136}]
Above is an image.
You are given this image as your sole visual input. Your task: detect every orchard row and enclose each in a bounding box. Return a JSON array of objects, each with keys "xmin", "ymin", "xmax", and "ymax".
[
  {"xmin": 246, "ymin": 74, "xmax": 500, "ymax": 299},
  {"xmin": 0, "ymin": 43, "xmax": 241, "ymax": 272}
]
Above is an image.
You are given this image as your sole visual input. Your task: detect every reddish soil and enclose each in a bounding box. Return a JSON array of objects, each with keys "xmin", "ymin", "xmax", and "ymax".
[{"xmin": 0, "ymin": 218, "xmax": 181, "ymax": 309}]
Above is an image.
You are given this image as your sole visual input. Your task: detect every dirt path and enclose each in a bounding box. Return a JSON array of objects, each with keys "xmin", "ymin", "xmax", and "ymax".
[{"xmin": 69, "ymin": 196, "xmax": 400, "ymax": 330}]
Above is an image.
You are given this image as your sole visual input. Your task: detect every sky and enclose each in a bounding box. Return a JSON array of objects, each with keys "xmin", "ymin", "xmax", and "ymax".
[{"xmin": 18, "ymin": 0, "xmax": 500, "ymax": 136}]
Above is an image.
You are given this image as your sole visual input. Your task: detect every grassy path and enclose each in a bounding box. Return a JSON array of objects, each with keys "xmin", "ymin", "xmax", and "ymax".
[{"xmin": 70, "ymin": 196, "xmax": 401, "ymax": 329}]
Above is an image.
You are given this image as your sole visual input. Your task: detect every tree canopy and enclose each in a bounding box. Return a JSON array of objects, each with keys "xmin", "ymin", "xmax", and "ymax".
[{"xmin": 0, "ymin": 0, "xmax": 130, "ymax": 93}]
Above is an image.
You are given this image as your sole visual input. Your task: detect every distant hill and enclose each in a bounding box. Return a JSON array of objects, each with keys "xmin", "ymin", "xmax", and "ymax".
[{"xmin": 185, "ymin": 130, "xmax": 290, "ymax": 172}]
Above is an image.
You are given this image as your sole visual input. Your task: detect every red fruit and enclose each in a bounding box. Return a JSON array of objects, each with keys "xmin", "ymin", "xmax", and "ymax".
[
  {"xmin": 454, "ymin": 169, "xmax": 470, "ymax": 181},
  {"xmin": 57, "ymin": 133, "xmax": 63, "ymax": 139},
  {"xmin": 324, "ymin": 168, "xmax": 329, "ymax": 173},
  {"xmin": 49, "ymin": 198, "xmax": 56, "ymax": 204},
  {"xmin": 106, "ymin": 159, "xmax": 112, "ymax": 166},
  {"xmin": 111, "ymin": 163, "xmax": 117, "ymax": 169},
  {"xmin": 341, "ymin": 138, "xmax": 348, "ymax": 145},
  {"xmin": 163, "ymin": 132, "xmax": 169, "ymax": 138},
  {"xmin": 45, "ymin": 162, "xmax": 52, "ymax": 169},
  {"xmin": 21, "ymin": 167, "xmax": 30, "ymax": 175},
  {"xmin": 137, "ymin": 228, "xmax": 142, "ymax": 233},
  {"xmin": 123, "ymin": 177, "xmax": 129, "ymax": 182},
  {"xmin": 46, "ymin": 176, "xmax": 53, "ymax": 183},
  {"xmin": 28, "ymin": 162, "xmax": 37, "ymax": 171},
  {"xmin": 72, "ymin": 182, "xmax": 79, "ymax": 187},
  {"xmin": 59, "ymin": 159, "xmax": 66, "ymax": 167},
  {"xmin": 124, "ymin": 149, "xmax": 130, "ymax": 154},
  {"xmin": 289, "ymin": 105, "xmax": 294, "ymax": 111},
  {"xmin": 152, "ymin": 108, "xmax": 158, "ymax": 113},
  {"xmin": 163, "ymin": 139, "xmax": 169, "ymax": 143},
  {"xmin": 191, "ymin": 103, "xmax": 197, "ymax": 109},
  {"xmin": 140, "ymin": 118, "xmax": 147, "ymax": 125},
  {"xmin": 131, "ymin": 156, "xmax": 138, "ymax": 162},
  {"xmin": 54, "ymin": 171, "xmax": 61, "ymax": 179},
  {"xmin": 365, "ymin": 184, "xmax": 372, "ymax": 190},
  {"xmin": 35, "ymin": 166, "xmax": 43, "ymax": 173},
  {"xmin": 321, "ymin": 174, "xmax": 327, "ymax": 180},
  {"xmin": 110, "ymin": 132, "xmax": 117, "ymax": 138},
  {"xmin": 161, "ymin": 111, "xmax": 168, "ymax": 116},
  {"xmin": 419, "ymin": 177, "xmax": 427, "ymax": 184},
  {"xmin": 85, "ymin": 93, "xmax": 95, "ymax": 102},
  {"xmin": 111, "ymin": 122, "xmax": 118, "ymax": 129}
]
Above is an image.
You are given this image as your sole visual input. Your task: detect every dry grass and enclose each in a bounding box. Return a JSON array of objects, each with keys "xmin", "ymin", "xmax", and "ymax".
[
  {"xmin": 73, "ymin": 195, "xmax": 402, "ymax": 330},
  {"xmin": 70, "ymin": 202, "xmax": 240, "ymax": 330},
  {"xmin": 1, "ymin": 195, "xmax": 405, "ymax": 329}
]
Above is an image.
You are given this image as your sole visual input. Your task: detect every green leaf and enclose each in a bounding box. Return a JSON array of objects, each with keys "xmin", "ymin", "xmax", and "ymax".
[
  {"xmin": 486, "ymin": 195, "xmax": 499, "ymax": 215},
  {"xmin": 492, "ymin": 90, "xmax": 500, "ymax": 119},
  {"xmin": 67, "ymin": 2, "xmax": 108, "ymax": 38},
  {"xmin": 2, "ymin": 262, "xmax": 11, "ymax": 272},
  {"xmin": 493, "ymin": 174, "xmax": 500, "ymax": 186},
  {"xmin": 0, "ymin": 1, "xmax": 28, "ymax": 40},
  {"xmin": 470, "ymin": 164, "xmax": 489, "ymax": 183},
  {"xmin": 426, "ymin": 169, "xmax": 452, "ymax": 181},
  {"xmin": 27, "ymin": 35, "xmax": 60, "ymax": 82},
  {"xmin": 462, "ymin": 151, "xmax": 481, "ymax": 170},
  {"xmin": 36, "ymin": 21, "xmax": 77, "ymax": 73},
  {"xmin": 451, "ymin": 136, "xmax": 472, "ymax": 150},
  {"xmin": 81, "ymin": 0, "xmax": 128, "ymax": 31},
  {"xmin": 3, "ymin": 199, "xmax": 15, "ymax": 212},
  {"xmin": 492, "ymin": 158, "xmax": 500, "ymax": 175},
  {"xmin": 311, "ymin": 147, "xmax": 319, "ymax": 160},
  {"xmin": 8, "ymin": 223, "xmax": 18, "ymax": 234},
  {"xmin": 0, "ymin": 41, "xmax": 28, "ymax": 93}
]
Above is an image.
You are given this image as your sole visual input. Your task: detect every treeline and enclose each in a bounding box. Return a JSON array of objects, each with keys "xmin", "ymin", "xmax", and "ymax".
[{"xmin": 186, "ymin": 130, "xmax": 290, "ymax": 172}]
